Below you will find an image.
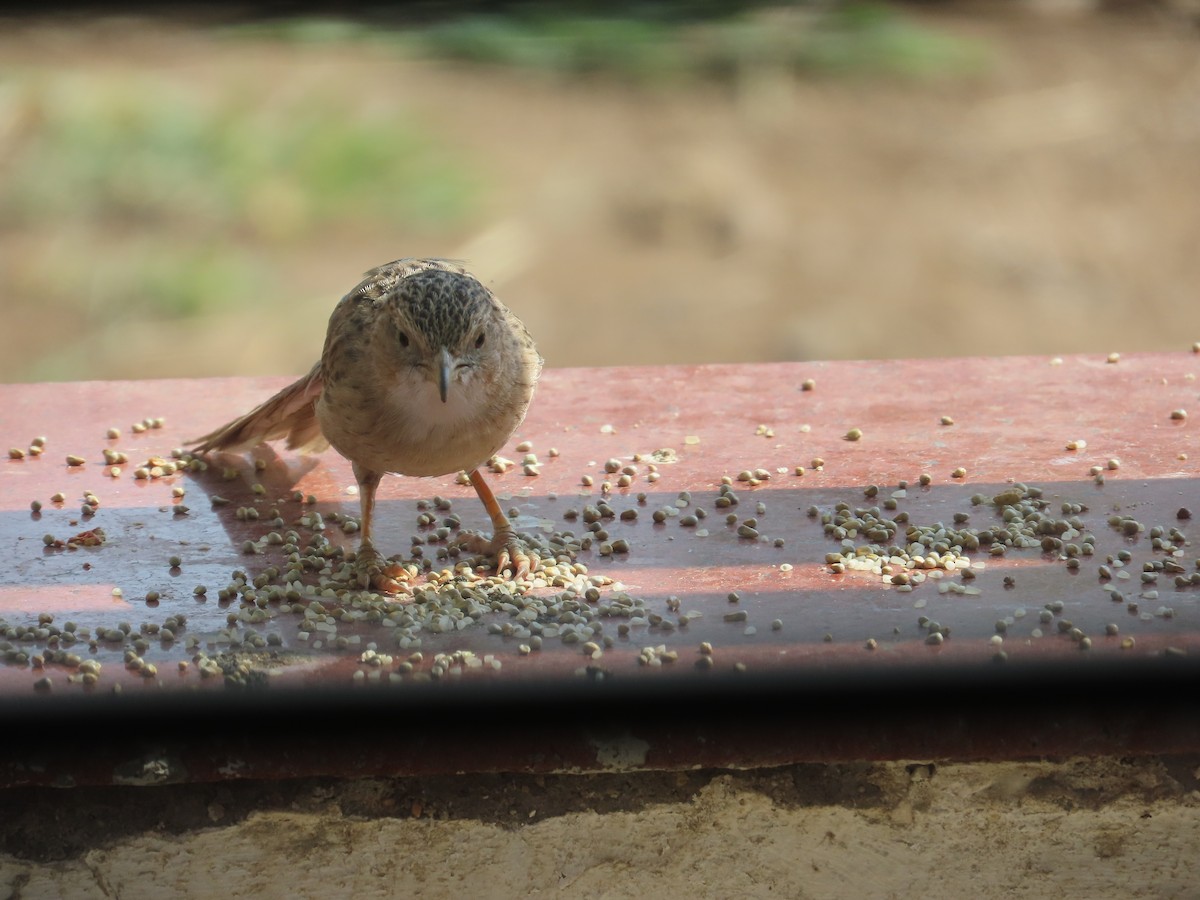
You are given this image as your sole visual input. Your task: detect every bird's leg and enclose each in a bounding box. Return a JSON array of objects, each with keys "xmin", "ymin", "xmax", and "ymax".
[
  {"xmin": 454, "ymin": 468, "xmax": 539, "ymax": 577},
  {"xmin": 351, "ymin": 463, "xmax": 409, "ymax": 595}
]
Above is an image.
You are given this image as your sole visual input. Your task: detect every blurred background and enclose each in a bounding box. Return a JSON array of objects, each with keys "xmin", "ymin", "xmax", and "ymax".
[{"xmin": 1, "ymin": 0, "xmax": 1198, "ymax": 383}]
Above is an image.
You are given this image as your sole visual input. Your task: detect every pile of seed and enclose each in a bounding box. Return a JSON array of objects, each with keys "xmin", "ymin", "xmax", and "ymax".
[{"xmin": 811, "ymin": 483, "xmax": 1097, "ymax": 581}]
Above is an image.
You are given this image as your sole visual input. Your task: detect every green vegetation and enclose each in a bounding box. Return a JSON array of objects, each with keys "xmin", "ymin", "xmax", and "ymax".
[
  {"xmin": 231, "ymin": 3, "xmax": 986, "ymax": 84},
  {"xmin": 0, "ymin": 71, "xmax": 478, "ymax": 330},
  {"xmin": 3, "ymin": 74, "xmax": 476, "ymax": 237}
]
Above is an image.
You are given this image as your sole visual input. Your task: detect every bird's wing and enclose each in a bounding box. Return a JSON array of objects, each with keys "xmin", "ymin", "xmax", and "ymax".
[{"xmin": 189, "ymin": 362, "xmax": 328, "ymax": 454}]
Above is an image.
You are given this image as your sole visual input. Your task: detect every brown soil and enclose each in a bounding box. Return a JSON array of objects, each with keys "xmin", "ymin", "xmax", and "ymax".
[{"xmin": 0, "ymin": 6, "xmax": 1198, "ymax": 383}]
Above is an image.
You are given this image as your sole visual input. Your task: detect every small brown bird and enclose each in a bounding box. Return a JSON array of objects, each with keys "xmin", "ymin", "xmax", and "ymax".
[{"xmin": 191, "ymin": 258, "xmax": 542, "ymax": 592}]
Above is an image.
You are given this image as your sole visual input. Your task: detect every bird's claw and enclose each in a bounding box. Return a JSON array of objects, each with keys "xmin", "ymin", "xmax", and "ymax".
[
  {"xmin": 354, "ymin": 546, "xmax": 412, "ymax": 597},
  {"xmin": 455, "ymin": 530, "xmax": 539, "ymax": 578}
]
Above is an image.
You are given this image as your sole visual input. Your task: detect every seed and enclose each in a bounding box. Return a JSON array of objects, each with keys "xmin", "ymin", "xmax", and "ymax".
[
  {"xmin": 811, "ymin": 458, "xmax": 825, "ymax": 470},
  {"xmin": 1170, "ymin": 409, "xmax": 1187, "ymax": 420},
  {"xmin": 1107, "ymin": 458, "xmax": 1121, "ymax": 470},
  {"xmin": 844, "ymin": 428, "xmax": 862, "ymax": 441},
  {"xmin": 1065, "ymin": 439, "xmax": 1086, "ymax": 451},
  {"xmin": 801, "ymin": 378, "xmax": 815, "ymax": 391},
  {"xmin": 940, "ymin": 416, "xmax": 954, "ymax": 426},
  {"xmin": 1178, "ymin": 508, "xmax": 1192, "ymax": 520},
  {"xmin": 8, "ymin": 448, "xmax": 25, "ymax": 459},
  {"xmin": 168, "ymin": 556, "xmax": 181, "ymax": 568},
  {"xmin": 1106, "ymin": 352, "xmax": 1120, "ymax": 364},
  {"xmin": 918, "ymin": 474, "xmax": 932, "ymax": 486},
  {"xmin": 951, "ymin": 467, "xmax": 967, "ymax": 479},
  {"xmin": 771, "ymin": 619, "xmax": 783, "ymax": 631},
  {"xmin": 65, "ymin": 455, "xmax": 85, "ymax": 466},
  {"xmin": 581, "ymin": 475, "xmax": 594, "ymax": 487}
]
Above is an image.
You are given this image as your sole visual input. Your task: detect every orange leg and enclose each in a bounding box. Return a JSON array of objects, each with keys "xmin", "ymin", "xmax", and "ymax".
[
  {"xmin": 469, "ymin": 469, "xmax": 514, "ymax": 539},
  {"xmin": 355, "ymin": 465, "xmax": 382, "ymax": 548},
  {"xmin": 352, "ymin": 463, "xmax": 409, "ymax": 595},
  {"xmin": 459, "ymin": 468, "xmax": 538, "ymax": 577}
]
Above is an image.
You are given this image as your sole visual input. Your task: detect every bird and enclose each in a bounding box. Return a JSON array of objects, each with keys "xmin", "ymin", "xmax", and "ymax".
[{"xmin": 190, "ymin": 258, "xmax": 543, "ymax": 593}]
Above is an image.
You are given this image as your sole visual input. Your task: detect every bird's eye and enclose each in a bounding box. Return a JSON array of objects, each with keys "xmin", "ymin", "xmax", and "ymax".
[
  {"xmin": 399, "ymin": 331, "xmax": 410, "ymax": 348},
  {"xmin": 474, "ymin": 333, "xmax": 485, "ymax": 349}
]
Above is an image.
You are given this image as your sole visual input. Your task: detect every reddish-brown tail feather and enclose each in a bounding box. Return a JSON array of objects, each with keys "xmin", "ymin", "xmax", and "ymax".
[{"xmin": 190, "ymin": 363, "xmax": 328, "ymax": 455}]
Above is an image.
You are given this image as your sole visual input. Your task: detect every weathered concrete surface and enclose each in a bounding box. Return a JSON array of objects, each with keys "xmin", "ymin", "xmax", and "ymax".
[{"xmin": 3, "ymin": 758, "xmax": 1198, "ymax": 899}]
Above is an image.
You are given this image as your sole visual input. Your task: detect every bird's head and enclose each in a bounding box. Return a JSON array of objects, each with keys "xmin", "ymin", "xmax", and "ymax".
[{"xmin": 384, "ymin": 268, "xmax": 499, "ymax": 404}]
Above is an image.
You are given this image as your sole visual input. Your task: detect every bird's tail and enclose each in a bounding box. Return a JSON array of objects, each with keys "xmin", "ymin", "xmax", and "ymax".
[{"xmin": 190, "ymin": 363, "xmax": 328, "ymax": 455}]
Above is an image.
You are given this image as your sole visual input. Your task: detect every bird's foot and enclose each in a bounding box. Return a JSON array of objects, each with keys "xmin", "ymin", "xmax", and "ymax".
[
  {"xmin": 454, "ymin": 529, "xmax": 539, "ymax": 578},
  {"xmin": 352, "ymin": 545, "xmax": 412, "ymax": 596}
]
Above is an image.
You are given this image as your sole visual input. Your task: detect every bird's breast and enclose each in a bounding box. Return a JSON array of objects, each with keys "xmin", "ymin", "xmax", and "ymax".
[{"xmin": 317, "ymin": 370, "xmax": 527, "ymax": 478}]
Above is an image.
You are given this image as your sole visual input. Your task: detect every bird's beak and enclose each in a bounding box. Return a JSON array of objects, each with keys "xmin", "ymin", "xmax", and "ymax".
[{"xmin": 438, "ymin": 346, "xmax": 453, "ymax": 403}]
